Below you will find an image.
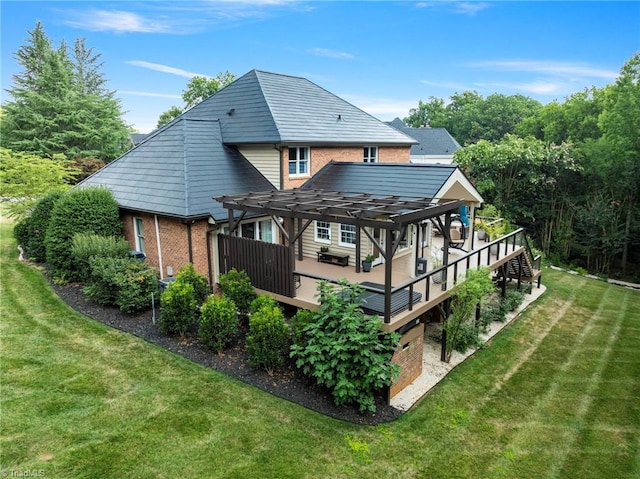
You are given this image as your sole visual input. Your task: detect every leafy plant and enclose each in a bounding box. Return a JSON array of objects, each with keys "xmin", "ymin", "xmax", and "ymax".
[
  {"xmin": 199, "ymin": 295, "xmax": 239, "ymax": 354},
  {"xmin": 289, "ymin": 308, "xmax": 314, "ymax": 348},
  {"xmin": 246, "ymin": 305, "xmax": 290, "ymax": 375},
  {"xmin": 175, "ymin": 262, "xmax": 210, "ymax": 306},
  {"xmin": 84, "ymin": 256, "xmax": 158, "ymax": 314},
  {"xmin": 503, "ymin": 288, "xmax": 525, "ymax": 312},
  {"xmin": 159, "ymin": 281, "xmax": 198, "ymax": 337},
  {"xmin": 71, "ymin": 233, "xmax": 130, "ymax": 282},
  {"xmin": 45, "ymin": 186, "xmax": 122, "ymax": 281},
  {"xmin": 444, "ymin": 268, "xmax": 495, "ymax": 362},
  {"xmin": 218, "ymin": 268, "xmax": 256, "ymax": 317},
  {"xmin": 13, "ymin": 191, "xmax": 63, "ymax": 263},
  {"xmin": 249, "ymin": 294, "xmax": 279, "ymax": 315},
  {"xmin": 290, "ymin": 280, "xmax": 400, "ymax": 414}
]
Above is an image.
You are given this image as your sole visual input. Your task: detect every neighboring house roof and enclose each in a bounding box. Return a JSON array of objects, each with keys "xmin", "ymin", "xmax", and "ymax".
[
  {"xmin": 302, "ymin": 162, "xmax": 483, "ymax": 206},
  {"xmin": 78, "ymin": 118, "xmax": 275, "ymax": 221},
  {"xmin": 177, "ymin": 70, "xmax": 417, "ymax": 146},
  {"xmin": 388, "ymin": 118, "xmax": 461, "ymax": 158},
  {"xmin": 129, "ymin": 133, "xmax": 148, "ymax": 147}
]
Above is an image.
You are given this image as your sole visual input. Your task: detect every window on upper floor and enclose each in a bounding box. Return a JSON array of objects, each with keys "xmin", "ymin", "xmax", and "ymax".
[
  {"xmin": 288, "ymin": 147, "xmax": 309, "ymax": 176},
  {"xmin": 363, "ymin": 146, "xmax": 378, "ymax": 163},
  {"xmin": 315, "ymin": 221, "xmax": 331, "ymax": 244}
]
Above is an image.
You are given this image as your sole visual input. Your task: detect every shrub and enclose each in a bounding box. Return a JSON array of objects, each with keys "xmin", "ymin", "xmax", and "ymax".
[
  {"xmin": 219, "ymin": 268, "xmax": 256, "ymax": 316},
  {"xmin": 199, "ymin": 295, "xmax": 239, "ymax": 354},
  {"xmin": 72, "ymin": 233, "xmax": 130, "ymax": 282},
  {"xmin": 290, "ymin": 280, "xmax": 400, "ymax": 414},
  {"xmin": 175, "ymin": 263, "xmax": 210, "ymax": 306},
  {"xmin": 159, "ymin": 281, "xmax": 197, "ymax": 337},
  {"xmin": 249, "ymin": 294, "xmax": 278, "ymax": 314},
  {"xmin": 45, "ymin": 187, "xmax": 122, "ymax": 281},
  {"xmin": 289, "ymin": 308, "xmax": 314, "ymax": 348},
  {"xmin": 503, "ymin": 288, "xmax": 525, "ymax": 312},
  {"xmin": 453, "ymin": 322, "xmax": 483, "ymax": 354},
  {"xmin": 13, "ymin": 217, "xmax": 30, "ymax": 254},
  {"xmin": 17, "ymin": 191, "xmax": 63, "ymax": 262},
  {"xmin": 443, "ymin": 268, "xmax": 495, "ymax": 363},
  {"xmin": 246, "ymin": 305, "xmax": 290, "ymax": 375},
  {"xmin": 112, "ymin": 261, "xmax": 158, "ymax": 314},
  {"xmin": 84, "ymin": 256, "xmax": 158, "ymax": 314}
]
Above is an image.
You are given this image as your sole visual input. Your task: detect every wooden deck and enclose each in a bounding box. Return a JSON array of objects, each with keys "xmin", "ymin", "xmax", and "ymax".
[{"xmin": 258, "ymin": 231, "xmax": 538, "ymax": 332}]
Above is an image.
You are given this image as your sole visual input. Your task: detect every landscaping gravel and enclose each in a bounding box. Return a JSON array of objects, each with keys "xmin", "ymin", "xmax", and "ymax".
[{"xmin": 50, "ymin": 280, "xmax": 403, "ymax": 425}]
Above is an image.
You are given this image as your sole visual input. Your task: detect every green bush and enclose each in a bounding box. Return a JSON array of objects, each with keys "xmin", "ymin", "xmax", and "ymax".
[
  {"xmin": 199, "ymin": 295, "xmax": 239, "ymax": 354},
  {"xmin": 13, "ymin": 217, "xmax": 30, "ymax": 254},
  {"xmin": 112, "ymin": 261, "xmax": 158, "ymax": 314},
  {"xmin": 289, "ymin": 308, "xmax": 314, "ymax": 348},
  {"xmin": 246, "ymin": 305, "xmax": 290, "ymax": 375},
  {"xmin": 84, "ymin": 256, "xmax": 157, "ymax": 314},
  {"xmin": 15, "ymin": 191, "xmax": 63, "ymax": 263},
  {"xmin": 453, "ymin": 322, "xmax": 483, "ymax": 354},
  {"xmin": 72, "ymin": 233, "xmax": 130, "ymax": 282},
  {"xmin": 175, "ymin": 263, "xmax": 210, "ymax": 306},
  {"xmin": 249, "ymin": 294, "xmax": 278, "ymax": 314},
  {"xmin": 159, "ymin": 281, "xmax": 197, "ymax": 337},
  {"xmin": 503, "ymin": 288, "xmax": 525, "ymax": 312},
  {"xmin": 290, "ymin": 281, "xmax": 400, "ymax": 414},
  {"xmin": 219, "ymin": 268, "xmax": 256, "ymax": 316},
  {"xmin": 45, "ymin": 187, "xmax": 121, "ymax": 281}
]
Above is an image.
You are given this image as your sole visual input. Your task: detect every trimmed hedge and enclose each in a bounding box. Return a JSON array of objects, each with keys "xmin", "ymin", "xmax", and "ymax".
[
  {"xmin": 13, "ymin": 191, "xmax": 63, "ymax": 263},
  {"xmin": 199, "ymin": 295, "xmax": 239, "ymax": 354},
  {"xmin": 219, "ymin": 268, "xmax": 256, "ymax": 317},
  {"xmin": 175, "ymin": 263, "xmax": 210, "ymax": 306},
  {"xmin": 45, "ymin": 187, "xmax": 122, "ymax": 281},
  {"xmin": 246, "ymin": 305, "xmax": 290, "ymax": 375},
  {"xmin": 72, "ymin": 233, "xmax": 130, "ymax": 282},
  {"xmin": 159, "ymin": 281, "xmax": 197, "ymax": 337}
]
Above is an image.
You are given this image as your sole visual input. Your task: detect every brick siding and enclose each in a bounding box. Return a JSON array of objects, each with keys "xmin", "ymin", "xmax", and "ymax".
[
  {"xmin": 390, "ymin": 323, "xmax": 424, "ymax": 398},
  {"xmin": 282, "ymin": 146, "xmax": 410, "ymax": 189}
]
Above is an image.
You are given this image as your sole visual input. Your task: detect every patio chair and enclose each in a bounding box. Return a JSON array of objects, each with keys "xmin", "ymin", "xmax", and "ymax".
[{"xmin": 448, "ymin": 227, "xmax": 467, "ymax": 252}]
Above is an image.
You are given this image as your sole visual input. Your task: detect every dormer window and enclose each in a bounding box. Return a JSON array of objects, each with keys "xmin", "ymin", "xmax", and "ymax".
[{"xmin": 363, "ymin": 146, "xmax": 378, "ymax": 163}]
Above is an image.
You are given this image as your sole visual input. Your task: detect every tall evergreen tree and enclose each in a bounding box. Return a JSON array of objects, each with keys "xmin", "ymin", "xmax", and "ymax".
[{"xmin": 1, "ymin": 22, "xmax": 129, "ymax": 162}]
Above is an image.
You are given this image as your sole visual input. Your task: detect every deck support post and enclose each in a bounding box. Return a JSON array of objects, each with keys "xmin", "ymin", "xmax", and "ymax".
[{"xmin": 383, "ymin": 227, "xmax": 393, "ymax": 323}]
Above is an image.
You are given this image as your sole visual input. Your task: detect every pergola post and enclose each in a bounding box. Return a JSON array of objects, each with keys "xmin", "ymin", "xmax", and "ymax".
[{"xmin": 383, "ymin": 227, "xmax": 393, "ymax": 323}]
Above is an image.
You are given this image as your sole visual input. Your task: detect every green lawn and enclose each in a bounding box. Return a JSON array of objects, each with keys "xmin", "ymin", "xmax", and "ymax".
[{"xmin": 1, "ymin": 221, "xmax": 639, "ymax": 479}]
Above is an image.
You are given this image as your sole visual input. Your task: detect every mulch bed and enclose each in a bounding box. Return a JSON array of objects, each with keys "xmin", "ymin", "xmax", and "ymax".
[{"xmin": 49, "ymin": 280, "xmax": 403, "ymax": 425}]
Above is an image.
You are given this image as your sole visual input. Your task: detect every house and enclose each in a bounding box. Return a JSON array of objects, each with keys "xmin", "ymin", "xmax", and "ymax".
[
  {"xmin": 387, "ymin": 118, "xmax": 461, "ymax": 164},
  {"xmin": 80, "ymin": 69, "xmax": 540, "ymax": 401}
]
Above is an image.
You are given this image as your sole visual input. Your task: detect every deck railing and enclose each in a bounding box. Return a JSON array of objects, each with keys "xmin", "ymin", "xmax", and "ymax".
[{"xmin": 294, "ymin": 227, "xmax": 540, "ymax": 323}]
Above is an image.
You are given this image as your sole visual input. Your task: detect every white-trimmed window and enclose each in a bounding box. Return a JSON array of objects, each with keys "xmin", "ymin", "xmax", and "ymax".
[
  {"xmin": 288, "ymin": 147, "xmax": 309, "ymax": 176},
  {"xmin": 133, "ymin": 217, "xmax": 145, "ymax": 253},
  {"xmin": 315, "ymin": 221, "xmax": 331, "ymax": 244},
  {"xmin": 363, "ymin": 146, "xmax": 378, "ymax": 163},
  {"xmin": 224, "ymin": 219, "xmax": 276, "ymax": 243},
  {"xmin": 339, "ymin": 224, "xmax": 356, "ymax": 247}
]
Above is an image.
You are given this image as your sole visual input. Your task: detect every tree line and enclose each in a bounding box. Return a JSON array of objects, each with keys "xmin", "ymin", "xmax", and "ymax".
[{"xmin": 405, "ymin": 53, "xmax": 639, "ymax": 279}]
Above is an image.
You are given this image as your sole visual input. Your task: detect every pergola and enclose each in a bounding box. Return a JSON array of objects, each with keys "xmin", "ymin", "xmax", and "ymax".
[{"xmin": 215, "ymin": 188, "xmax": 465, "ymax": 322}]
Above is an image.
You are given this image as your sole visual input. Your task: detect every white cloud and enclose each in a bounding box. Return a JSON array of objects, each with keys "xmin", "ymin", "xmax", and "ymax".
[
  {"xmin": 119, "ymin": 90, "xmax": 182, "ymax": 99},
  {"xmin": 420, "ymin": 79, "xmax": 476, "ymax": 91},
  {"xmin": 466, "ymin": 60, "xmax": 618, "ymax": 80},
  {"xmin": 308, "ymin": 48, "xmax": 355, "ymax": 60},
  {"xmin": 126, "ymin": 61, "xmax": 210, "ymax": 79},
  {"xmin": 63, "ymin": 10, "xmax": 175, "ymax": 34},
  {"xmin": 415, "ymin": 1, "xmax": 491, "ymax": 15},
  {"xmin": 341, "ymin": 94, "xmax": 418, "ymax": 121}
]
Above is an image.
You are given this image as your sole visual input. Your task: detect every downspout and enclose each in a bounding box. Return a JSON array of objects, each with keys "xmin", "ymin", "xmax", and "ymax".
[
  {"xmin": 206, "ymin": 226, "xmax": 215, "ymax": 288},
  {"xmin": 186, "ymin": 222, "xmax": 193, "ymax": 263},
  {"xmin": 154, "ymin": 215, "xmax": 164, "ymax": 278}
]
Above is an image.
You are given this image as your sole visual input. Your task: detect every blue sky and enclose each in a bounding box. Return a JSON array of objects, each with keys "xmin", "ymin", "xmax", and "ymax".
[{"xmin": 2, "ymin": 1, "xmax": 639, "ymax": 133}]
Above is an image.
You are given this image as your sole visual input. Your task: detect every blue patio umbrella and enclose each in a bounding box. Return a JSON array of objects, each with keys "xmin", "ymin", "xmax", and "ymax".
[{"xmin": 459, "ymin": 205, "xmax": 469, "ymax": 227}]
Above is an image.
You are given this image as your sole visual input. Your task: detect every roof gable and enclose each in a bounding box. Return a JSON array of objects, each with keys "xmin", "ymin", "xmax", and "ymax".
[
  {"xmin": 78, "ymin": 118, "xmax": 275, "ymax": 220},
  {"xmin": 184, "ymin": 70, "xmax": 416, "ymax": 146},
  {"xmin": 301, "ymin": 162, "xmax": 483, "ymax": 205},
  {"xmin": 388, "ymin": 118, "xmax": 461, "ymax": 156}
]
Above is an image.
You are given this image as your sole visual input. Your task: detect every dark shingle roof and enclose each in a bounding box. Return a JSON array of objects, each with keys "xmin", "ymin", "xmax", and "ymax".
[
  {"xmin": 302, "ymin": 162, "xmax": 458, "ymax": 200},
  {"xmin": 182, "ymin": 70, "xmax": 417, "ymax": 146},
  {"xmin": 78, "ymin": 119, "xmax": 275, "ymax": 221},
  {"xmin": 387, "ymin": 118, "xmax": 461, "ymax": 156}
]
